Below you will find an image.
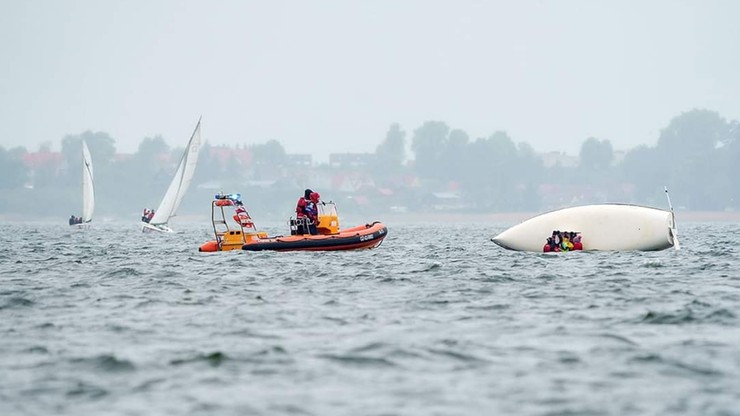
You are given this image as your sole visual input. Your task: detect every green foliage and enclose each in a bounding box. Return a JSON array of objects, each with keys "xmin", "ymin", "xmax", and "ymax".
[
  {"xmin": 4, "ymin": 107, "xmax": 740, "ymax": 217},
  {"xmin": 251, "ymin": 140, "xmax": 286, "ymax": 166},
  {"xmin": 444, "ymin": 129, "xmax": 469, "ymax": 181},
  {"xmin": 657, "ymin": 109, "xmax": 726, "ymax": 156},
  {"xmin": 578, "ymin": 137, "xmax": 613, "ymax": 171},
  {"xmin": 0, "ymin": 146, "xmax": 27, "ymax": 189},
  {"xmin": 375, "ymin": 123, "xmax": 406, "ymax": 174},
  {"xmin": 657, "ymin": 110, "xmax": 731, "ymax": 209},
  {"xmin": 411, "ymin": 121, "xmax": 450, "ymax": 181}
]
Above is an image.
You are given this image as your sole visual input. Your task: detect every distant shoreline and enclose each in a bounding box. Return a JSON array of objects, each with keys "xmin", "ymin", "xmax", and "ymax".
[
  {"xmin": 1, "ymin": 210, "xmax": 738, "ymax": 224},
  {"xmin": 374, "ymin": 210, "xmax": 740, "ymax": 224}
]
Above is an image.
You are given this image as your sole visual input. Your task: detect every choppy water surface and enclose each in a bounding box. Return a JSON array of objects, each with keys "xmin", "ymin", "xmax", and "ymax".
[{"xmin": 1, "ymin": 220, "xmax": 740, "ymax": 415}]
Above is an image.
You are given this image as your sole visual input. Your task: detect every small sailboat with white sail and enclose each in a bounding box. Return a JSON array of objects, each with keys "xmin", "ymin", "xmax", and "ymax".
[
  {"xmin": 71, "ymin": 140, "xmax": 95, "ymax": 229},
  {"xmin": 140, "ymin": 118, "xmax": 202, "ymax": 233}
]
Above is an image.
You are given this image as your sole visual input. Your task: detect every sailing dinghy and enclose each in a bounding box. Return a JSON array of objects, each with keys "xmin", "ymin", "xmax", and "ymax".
[
  {"xmin": 72, "ymin": 140, "xmax": 95, "ymax": 229},
  {"xmin": 491, "ymin": 189, "xmax": 681, "ymax": 252},
  {"xmin": 140, "ymin": 118, "xmax": 202, "ymax": 233}
]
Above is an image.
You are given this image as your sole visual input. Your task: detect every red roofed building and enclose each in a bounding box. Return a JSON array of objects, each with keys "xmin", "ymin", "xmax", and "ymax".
[
  {"xmin": 22, "ymin": 151, "xmax": 64, "ymax": 170},
  {"xmin": 209, "ymin": 146, "xmax": 252, "ymax": 166}
]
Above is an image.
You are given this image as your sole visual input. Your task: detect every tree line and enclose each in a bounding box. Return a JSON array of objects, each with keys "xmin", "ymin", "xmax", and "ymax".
[{"xmin": 0, "ymin": 108, "xmax": 738, "ymax": 217}]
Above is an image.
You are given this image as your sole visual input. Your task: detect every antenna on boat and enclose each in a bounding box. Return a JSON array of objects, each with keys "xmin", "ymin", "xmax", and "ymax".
[{"xmin": 664, "ymin": 186, "xmax": 681, "ymax": 250}]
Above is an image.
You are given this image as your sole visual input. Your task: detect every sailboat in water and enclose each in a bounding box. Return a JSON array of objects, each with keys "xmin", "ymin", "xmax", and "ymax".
[
  {"xmin": 71, "ymin": 140, "xmax": 95, "ymax": 228},
  {"xmin": 140, "ymin": 118, "xmax": 202, "ymax": 233}
]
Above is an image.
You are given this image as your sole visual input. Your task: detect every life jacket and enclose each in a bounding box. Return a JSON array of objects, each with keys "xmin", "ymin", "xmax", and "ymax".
[
  {"xmin": 561, "ymin": 238, "xmax": 573, "ymax": 251},
  {"xmin": 296, "ymin": 197, "xmax": 307, "ymax": 218},
  {"xmin": 233, "ymin": 208, "xmax": 254, "ymax": 228},
  {"xmin": 304, "ymin": 201, "xmax": 318, "ymax": 222}
]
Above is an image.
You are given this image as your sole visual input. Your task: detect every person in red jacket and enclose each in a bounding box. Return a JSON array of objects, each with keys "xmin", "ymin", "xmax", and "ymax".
[
  {"xmin": 296, "ymin": 189, "xmax": 312, "ymax": 218},
  {"xmin": 294, "ymin": 189, "xmax": 313, "ymax": 234},
  {"xmin": 304, "ymin": 192, "xmax": 321, "ymax": 234},
  {"xmin": 571, "ymin": 232, "xmax": 583, "ymax": 250}
]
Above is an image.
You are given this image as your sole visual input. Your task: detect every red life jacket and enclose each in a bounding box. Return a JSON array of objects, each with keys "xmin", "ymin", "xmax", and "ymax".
[{"xmin": 296, "ymin": 197, "xmax": 307, "ymax": 218}]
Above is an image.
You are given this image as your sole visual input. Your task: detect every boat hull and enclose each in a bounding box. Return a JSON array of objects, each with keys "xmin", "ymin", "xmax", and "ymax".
[
  {"xmin": 140, "ymin": 222, "xmax": 174, "ymax": 233},
  {"xmin": 491, "ymin": 204, "xmax": 675, "ymax": 252},
  {"xmin": 243, "ymin": 222, "xmax": 387, "ymax": 251},
  {"xmin": 200, "ymin": 222, "xmax": 388, "ymax": 252}
]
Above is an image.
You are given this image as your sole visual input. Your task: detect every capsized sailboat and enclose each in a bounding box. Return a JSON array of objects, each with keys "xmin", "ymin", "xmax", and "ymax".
[
  {"xmin": 141, "ymin": 118, "xmax": 202, "ymax": 233},
  {"xmin": 491, "ymin": 188, "xmax": 681, "ymax": 252},
  {"xmin": 72, "ymin": 140, "xmax": 95, "ymax": 229},
  {"xmin": 491, "ymin": 204, "xmax": 677, "ymax": 252}
]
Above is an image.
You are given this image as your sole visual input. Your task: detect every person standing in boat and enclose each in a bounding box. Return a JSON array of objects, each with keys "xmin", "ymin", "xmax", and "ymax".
[
  {"xmin": 304, "ymin": 192, "xmax": 321, "ymax": 235},
  {"xmin": 295, "ymin": 189, "xmax": 313, "ymax": 234}
]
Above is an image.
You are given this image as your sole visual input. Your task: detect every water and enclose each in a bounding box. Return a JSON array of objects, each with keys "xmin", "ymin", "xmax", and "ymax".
[{"xmin": 1, "ymin": 220, "xmax": 740, "ymax": 415}]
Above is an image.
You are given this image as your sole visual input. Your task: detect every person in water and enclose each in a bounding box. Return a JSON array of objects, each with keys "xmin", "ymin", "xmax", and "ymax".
[
  {"xmin": 543, "ymin": 237, "xmax": 554, "ymax": 252},
  {"xmin": 571, "ymin": 232, "xmax": 583, "ymax": 250},
  {"xmin": 561, "ymin": 234, "xmax": 573, "ymax": 251}
]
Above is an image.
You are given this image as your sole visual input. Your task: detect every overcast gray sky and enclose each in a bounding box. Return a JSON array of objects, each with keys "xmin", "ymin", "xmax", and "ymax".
[{"xmin": 1, "ymin": 0, "xmax": 738, "ymax": 160}]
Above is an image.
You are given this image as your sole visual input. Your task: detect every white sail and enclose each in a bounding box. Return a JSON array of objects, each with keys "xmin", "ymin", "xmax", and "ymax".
[
  {"xmin": 149, "ymin": 118, "xmax": 202, "ymax": 226},
  {"xmin": 81, "ymin": 140, "xmax": 95, "ymax": 223}
]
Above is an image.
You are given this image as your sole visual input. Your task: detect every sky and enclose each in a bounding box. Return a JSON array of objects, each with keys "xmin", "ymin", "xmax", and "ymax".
[{"xmin": 1, "ymin": 0, "xmax": 739, "ymax": 161}]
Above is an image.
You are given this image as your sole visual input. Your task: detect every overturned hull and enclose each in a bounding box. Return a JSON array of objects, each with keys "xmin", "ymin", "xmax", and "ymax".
[{"xmin": 492, "ymin": 204, "xmax": 676, "ymax": 252}]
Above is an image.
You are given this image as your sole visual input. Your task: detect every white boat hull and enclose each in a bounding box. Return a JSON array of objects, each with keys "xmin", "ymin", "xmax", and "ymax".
[
  {"xmin": 140, "ymin": 222, "xmax": 174, "ymax": 233},
  {"xmin": 491, "ymin": 204, "xmax": 676, "ymax": 252}
]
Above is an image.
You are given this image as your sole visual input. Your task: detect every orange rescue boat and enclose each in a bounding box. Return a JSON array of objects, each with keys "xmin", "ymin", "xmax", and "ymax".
[{"xmin": 199, "ymin": 196, "xmax": 387, "ymax": 252}]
